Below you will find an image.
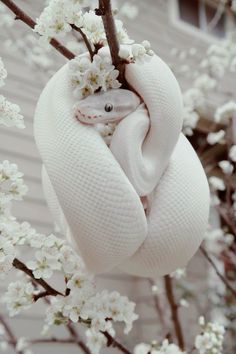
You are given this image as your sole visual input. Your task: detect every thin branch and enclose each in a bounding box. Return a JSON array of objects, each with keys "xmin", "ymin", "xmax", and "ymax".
[
  {"xmin": 164, "ymin": 275, "xmax": 185, "ymax": 350},
  {"xmin": 30, "ymin": 337, "xmax": 75, "ymax": 345},
  {"xmin": 13, "ymin": 258, "xmax": 64, "ymax": 297},
  {"xmin": 0, "ymin": 0, "xmax": 75, "ymax": 60},
  {"xmin": 96, "ymin": 0, "xmax": 126, "ymax": 84},
  {"xmin": 102, "ymin": 331, "xmax": 132, "ymax": 354},
  {"xmin": 33, "ymin": 291, "xmax": 50, "ymax": 301},
  {"xmin": 0, "ymin": 314, "xmax": 23, "ymax": 354},
  {"xmin": 148, "ymin": 279, "xmax": 167, "ymax": 335},
  {"xmin": 71, "ymin": 24, "xmax": 94, "ymax": 60},
  {"xmin": 200, "ymin": 246, "xmax": 236, "ymax": 297}
]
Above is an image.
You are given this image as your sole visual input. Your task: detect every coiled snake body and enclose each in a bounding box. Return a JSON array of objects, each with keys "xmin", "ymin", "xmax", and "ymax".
[{"xmin": 34, "ymin": 53, "xmax": 210, "ymax": 277}]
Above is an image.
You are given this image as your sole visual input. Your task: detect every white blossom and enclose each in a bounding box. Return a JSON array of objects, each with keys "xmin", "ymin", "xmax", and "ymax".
[
  {"xmin": 0, "ymin": 238, "xmax": 15, "ymax": 278},
  {"xmin": 214, "ymin": 101, "xmax": 236, "ymax": 123},
  {"xmin": 69, "ymin": 53, "xmax": 121, "ymax": 99},
  {"xmin": 194, "ymin": 74, "xmax": 216, "ymax": 94},
  {"xmin": 209, "ymin": 176, "xmax": 225, "ymax": 191},
  {"xmin": 134, "ymin": 343, "xmax": 152, "ymax": 354},
  {"xmin": 0, "ymin": 160, "xmax": 28, "ymax": 202},
  {"xmin": 229, "ymin": 145, "xmax": 236, "ymax": 162},
  {"xmin": 35, "ymin": 0, "xmax": 85, "ymax": 40},
  {"xmin": 44, "ymin": 297, "xmax": 69, "ymax": 326},
  {"xmin": 134, "ymin": 340, "xmax": 185, "ymax": 354},
  {"xmin": 218, "ymin": 160, "xmax": 234, "ymax": 175},
  {"xmin": 131, "ymin": 42, "xmax": 154, "ymax": 62},
  {"xmin": 119, "ymin": 47, "xmax": 130, "ymax": 59},
  {"xmin": 27, "ymin": 250, "xmax": 61, "ymax": 279},
  {"xmin": 182, "ymin": 88, "xmax": 203, "ymax": 136},
  {"xmin": 16, "ymin": 337, "xmax": 32, "ymax": 354},
  {"xmin": 0, "ymin": 95, "xmax": 25, "ymax": 129},
  {"xmin": 180, "ymin": 299, "xmax": 189, "ymax": 308},
  {"xmin": 67, "ymin": 271, "xmax": 95, "ymax": 295},
  {"xmin": 207, "ymin": 130, "xmax": 225, "ymax": 145},
  {"xmin": 170, "ymin": 268, "xmax": 186, "ymax": 280},
  {"xmin": 82, "ymin": 11, "xmax": 105, "ymax": 44},
  {"xmin": 115, "ymin": 19, "xmax": 132, "ymax": 45},
  {"xmin": 4, "ymin": 281, "xmax": 34, "ymax": 316},
  {"xmin": 195, "ymin": 317, "xmax": 225, "ymax": 354},
  {"xmin": 86, "ymin": 329, "xmax": 106, "ymax": 354},
  {"xmin": 81, "ymin": 290, "xmax": 138, "ymax": 335},
  {"xmin": 59, "ymin": 244, "xmax": 82, "ymax": 275}
]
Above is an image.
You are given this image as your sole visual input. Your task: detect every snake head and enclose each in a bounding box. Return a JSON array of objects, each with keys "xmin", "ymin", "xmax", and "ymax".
[{"xmin": 74, "ymin": 88, "xmax": 141, "ymax": 125}]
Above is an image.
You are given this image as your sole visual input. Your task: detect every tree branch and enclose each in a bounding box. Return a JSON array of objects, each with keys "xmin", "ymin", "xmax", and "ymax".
[
  {"xmin": 13, "ymin": 258, "xmax": 63, "ymax": 297},
  {"xmin": 200, "ymin": 246, "xmax": 236, "ymax": 297},
  {"xmin": 0, "ymin": 0, "xmax": 75, "ymax": 60},
  {"xmin": 96, "ymin": 0, "xmax": 126, "ymax": 84},
  {"xmin": 30, "ymin": 337, "xmax": 75, "ymax": 344},
  {"xmin": 102, "ymin": 331, "xmax": 132, "ymax": 354},
  {"xmin": 71, "ymin": 24, "xmax": 94, "ymax": 60},
  {"xmin": 164, "ymin": 275, "xmax": 185, "ymax": 350},
  {"xmin": 148, "ymin": 279, "xmax": 167, "ymax": 335}
]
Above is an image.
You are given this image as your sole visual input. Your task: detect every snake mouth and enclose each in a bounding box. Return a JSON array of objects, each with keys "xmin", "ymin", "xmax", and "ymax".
[{"xmin": 75, "ymin": 108, "xmax": 103, "ymax": 123}]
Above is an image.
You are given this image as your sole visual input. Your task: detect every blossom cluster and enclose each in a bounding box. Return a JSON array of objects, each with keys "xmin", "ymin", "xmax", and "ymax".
[
  {"xmin": 1, "ymin": 223, "xmax": 138, "ymax": 354},
  {"xmin": 35, "ymin": 0, "xmax": 131, "ymax": 46},
  {"xmin": 200, "ymin": 32, "xmax": 236, "ymax": 78},
  {"xmin": 119, "ymin": 41, "xmax": 154, "ymax": 62},
  {"xmin": 195, "ymin": 317, "xmax": 225, "ymax": 354},
  {"xmin": 69, "ymin": 53, "xmax": 121, "ymax": 99},
  {"xmin": 134, "ymin": 339, "xmax": 185, "ymax": 354},
  {"xmin": 4, "ymin": 280, "xmax": 35, "ymax": 316},
  {"xmin": 0, "ymin": 57, "xmax": 24, "ymax": 129},
  {"xmin": 0, "ymin": 95, "xmax": 25, "ymax": 129},
  {"xmin": 0, "ymin": 160, "xmax": 28, "ymax": 204},
  {"xmin": 214, "ymin": 100, "xmax": 236, "ymax": 123},
  {"xmin": 35, "ymin": 0, "xmax": 84, "ymax": 39},
  {"xmin": 0, "ymin": 238, "xmax": 15, "ymax": 280},
  {"xmin": 177, "ymin": 29, "xmax": 236, "ymax": 137},
  {"xmin": 182, "ymin": 87, "xmax": 204, "ymax": 136}
]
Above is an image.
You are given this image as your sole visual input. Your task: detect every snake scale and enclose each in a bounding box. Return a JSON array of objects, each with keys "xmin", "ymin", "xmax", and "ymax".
[{"xmin": 34, "ymin": 52, "xmax": 210, "ymax": 277}]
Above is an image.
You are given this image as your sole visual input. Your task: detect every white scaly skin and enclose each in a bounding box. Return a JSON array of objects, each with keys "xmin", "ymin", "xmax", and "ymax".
[{"xmin": 34, "ymin": 52, "xmax": 210, "ymax": 278}]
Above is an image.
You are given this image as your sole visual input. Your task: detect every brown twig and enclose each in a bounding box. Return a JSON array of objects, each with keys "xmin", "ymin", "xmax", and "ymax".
[
  {"xmin": 102, "ymin": 331, "xmax": 132, "ymax": 354},
  {"xmin": 0, "ymin": 314, "xmax": 23, "ymax": 354},
  {"xmin": 13, "ymin": 258, "xmax": 63, "ymax": 297},
  {"xmin": 0, "ymin": 0, "xmax": 75, "ymax": 60},
  {"xmin": 96, "ymin": 0, "xmax": 126, "ymax": 84},
  {"xmin": 164, "ymin": 275, "xmax": 185, "ymax": 350},
  {"xmin": 200, "ymin": 246, "xmax": 236, "ymax": 297},
  {"xmin": 71, "ymin": 24, "xmax": 94, "ymax": 60},
  {"xmin": 30, "ymin": 337, "xmax": 75, "ymax": 344}
]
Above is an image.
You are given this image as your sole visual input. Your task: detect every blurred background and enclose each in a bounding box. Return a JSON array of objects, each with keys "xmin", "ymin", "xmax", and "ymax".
[{"xmin": 0, "ymin": 0, "xmax": 235, "ymax": 353}]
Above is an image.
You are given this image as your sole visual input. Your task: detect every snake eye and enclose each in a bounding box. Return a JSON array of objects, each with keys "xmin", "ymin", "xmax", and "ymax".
[{"xmin": 105, "ymin": 103, "xmax": 113, "ymax": 112}]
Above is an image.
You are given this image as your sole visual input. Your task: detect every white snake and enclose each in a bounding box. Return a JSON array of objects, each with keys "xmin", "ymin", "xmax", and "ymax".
[{"xmin": 34, "ymin": 52, "xmax": 210, "ymax": 278}]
